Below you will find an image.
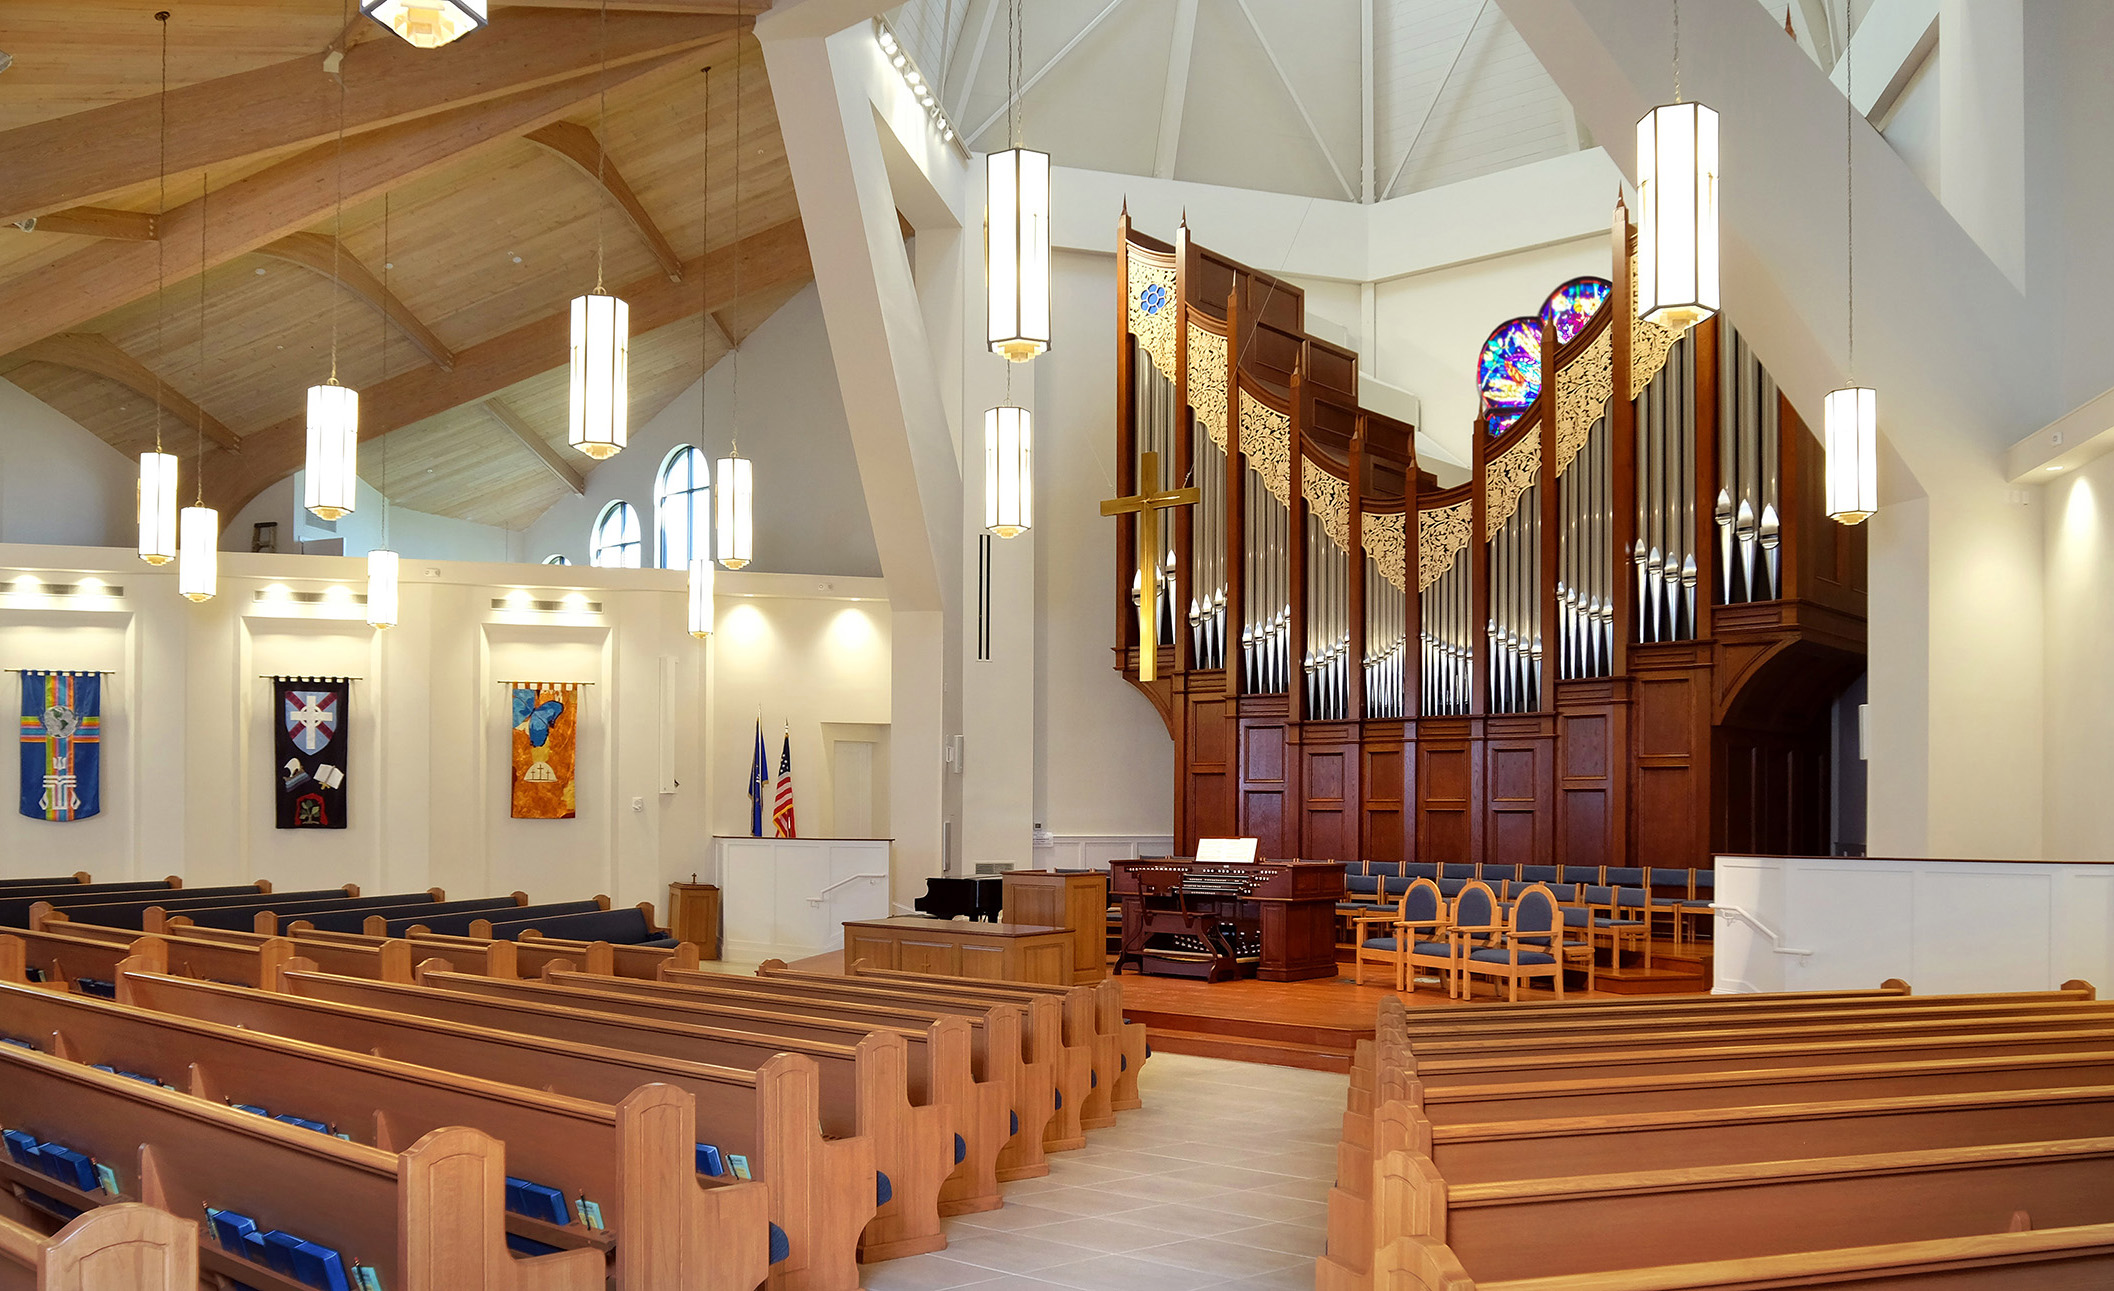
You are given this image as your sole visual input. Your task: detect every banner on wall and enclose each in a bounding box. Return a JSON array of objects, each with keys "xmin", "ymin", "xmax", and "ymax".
[
  {"xmin": 509, "ymin": 682, "xmax": 580, "ymax": 820},
  {"xmin": 274, "ymin": 676, "xmax": 350, "ymax": 830},
  {"xmin": 18, "ymin": 671, "xmax": 102, "ymax": 822}
]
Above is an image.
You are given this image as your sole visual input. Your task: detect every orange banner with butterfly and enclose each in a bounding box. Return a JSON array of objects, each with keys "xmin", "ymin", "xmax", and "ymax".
[{"xmin": 509, "ymin": 683, "xmax": 579, "ymax": 820}]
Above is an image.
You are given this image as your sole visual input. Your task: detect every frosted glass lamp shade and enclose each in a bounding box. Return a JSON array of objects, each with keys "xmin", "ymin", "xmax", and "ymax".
[
  {"xmin": 984, "ymin": 405, "xmax": 1033, "ymax": 538},
  {"xmin": 1635, "ymin": 102, "xmax": 1720, "ymax": 332},
  {"xmin": 361, "ymin": 0, "xmax": 486, "ymax": 49},
  {"xmin": 715, "ymin": 455, "xmax": 752, "ymax": 570},
  {"xmin": 137, "ymin": 451, "xmax": 179, "ymax": 565},
  {"xmin": 688, "ymin": 557, "xmax": 715, "ymax": 638},
  {"xmin": 569, "ymin": 293, "xmax": 630, "ymax": 460},
  {"xmin": 367, "ymin": 548, "xmax": 400, "ymax": 630},
  {"xmin": 986, "ymin": 148, "xmax": 1051, "ymax": 361},
  {"xmin": 1824, "ymin": 385, "xmax": 1879, "ymax": 525},
  {"xmin": 178, "ymin": 506, "xmax": 218, "ymax": 603},
  {"xmin": 304, "ymin": 383, "xmax": 360, "ymax": 521}
]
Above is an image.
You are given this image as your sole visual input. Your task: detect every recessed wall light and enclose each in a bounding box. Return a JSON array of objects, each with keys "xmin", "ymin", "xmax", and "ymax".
[{"xmin": 2046, "ymin": 465, "xmax": 2064, "ymax": 472}]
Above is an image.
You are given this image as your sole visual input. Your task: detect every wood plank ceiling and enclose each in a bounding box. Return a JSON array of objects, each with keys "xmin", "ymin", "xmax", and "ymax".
[{"xmin": 0, "ymin": 0, "xmax": 811, "ymax": 533}]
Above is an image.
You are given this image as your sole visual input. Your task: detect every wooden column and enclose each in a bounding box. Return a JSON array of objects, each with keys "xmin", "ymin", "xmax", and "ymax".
[
  {"xmin": 1224, "ymin": 291, "xmax": 1246, "ymax": 697},
  {"xmin": 1691, "ymin": 314, "xmax": 1721, "ymax": 641},
  {"xmin": 1609, "ymin": 206, "xmax": 1639, "ymax": 676},
  {"xmin": 1348, "ymin": 416, "xmax": 1369, "ymax": 721},
  {"xmin": 1288, "ymin": 363, "xmax": 1309, "ymax": 723},
  {"xmin": 1114, "ymin": 216, "xmax": 1138, "ymax": 667},
  {"xmin": 1172, "ymin": 227, "xmax": 1195, "ymax": 674},
  {"xmin": 1538, "ymin": 318, "xmax": 1561, "ymax": 709},
  {"xmin": 1470, "ymin": 416, "xmax": 1492, "ymax": 715}
]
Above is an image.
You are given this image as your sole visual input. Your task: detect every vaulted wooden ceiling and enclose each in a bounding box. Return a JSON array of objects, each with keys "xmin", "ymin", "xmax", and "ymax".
[{"xmin": 0, "ymin": 0, "xmax": 811, "ymax": 532}]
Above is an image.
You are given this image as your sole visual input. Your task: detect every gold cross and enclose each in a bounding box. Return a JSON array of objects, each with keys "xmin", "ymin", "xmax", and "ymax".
[{"xmin": 1101, "ymin": 450, "xmax": 1199, "ymax": 683}]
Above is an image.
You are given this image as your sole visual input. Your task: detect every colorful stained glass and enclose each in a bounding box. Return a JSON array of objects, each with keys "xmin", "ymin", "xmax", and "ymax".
[
  {"xmin": 1540, "ymin": 277, "xmax": 1612, "ymax": 346},
  {"xmin": 1484, "ymin": 408, "xmax": 1524, "ymax": 436},
  {"xmin": 1478, "ymin": 317, "xmax": 1541, "ymax": 434},
  {"xmin": 1138, "ymin": 282, "xmax": 1170, "ymax": 315}
]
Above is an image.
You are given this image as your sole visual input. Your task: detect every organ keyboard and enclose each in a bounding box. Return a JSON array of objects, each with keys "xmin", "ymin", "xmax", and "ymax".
[{"xmin": 1109, "ymin": 858, "xmax": 1345, "ymax": 982}]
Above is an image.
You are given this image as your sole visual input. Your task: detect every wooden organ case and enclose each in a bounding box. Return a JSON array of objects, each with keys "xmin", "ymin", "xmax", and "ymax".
[{"xmin": 1113, "ymin": 206, "xmax": 1867, "ymax": 871}]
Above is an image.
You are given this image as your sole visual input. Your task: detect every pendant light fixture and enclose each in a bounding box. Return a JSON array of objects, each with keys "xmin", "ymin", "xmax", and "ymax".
[
  {"xmin": 1825, "ymin": 11, "xmax": 1878, "ymax": 525},
  {"xmin": 716, "ymin": 12, "xmax": 753, "ymax": 570},
  {"xmin": 368, "ymin": 195, "xmax": 401, "ymax": 630},
  {"xmin": 689, "ymin": 67, "xmax": 717, "ymax": 635},
  {"xmin": 569, "ymin": 0, "xmax": 630, "ymax": 462},
  {"xmin": 986, "ymin": 0, "xmax": 1050, "ymax": 361},
  {"xmin": 985, "ymin": 402, "xmax": 1032, "ymax": 538},
  {"xmin": 138, "ymin": 11, "xmax": 178, "ymax": 566},
  {"xmin": 305, "ymin": 38, "xmax": 358, "ymax": 521},
  {"xmin": 360, "ymin": 0, "xmax": 486, "ymax": 50},
  {"xmin": 178, "ymin": 175, "xmax": 218, "ymax": 604},
  {"xmin": 1635, "ymin": 0, "xmax": 1719, "ymax": 332}
]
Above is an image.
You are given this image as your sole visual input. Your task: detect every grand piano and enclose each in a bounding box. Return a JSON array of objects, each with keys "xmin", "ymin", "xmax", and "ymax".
[
  {"xmin": 911, "ymin": 875, "xmax": 1004, "ymax": 922},
  {"xmin": 1109, "ymin": 857, "xmax": 1345, "ymax": 982}
]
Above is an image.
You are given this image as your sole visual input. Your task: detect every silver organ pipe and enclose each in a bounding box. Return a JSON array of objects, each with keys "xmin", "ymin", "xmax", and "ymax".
[
  {"xmin": 1364, "ymin": 545, "xmax": 1406, "ymax": 720},
  {"xmin": 1243, "ymin": 464, "xmax": 1290, "ymax": 694},
  {"xmin": 1189, "ymin": 411, "xmax": 1228, "ymax": 668},
  {"xmin": 1487, "ymin": 482, "xmax": 1542, "ymax": 713},
  {"xmin": 1716, "ymin": 325, "xmax": 1783, "ymax": 604},
  {"xmin": 1557, "ymin": 416, "xmax": 1613, "ymax": 679},
  {"xmin": 1634, "ymin": 334, "xmax": 1698, "ymax": 643},
  {"xmin": 1303, "ymin": 508, "xmax": 1350, "ymax": 720},
  {"xmin": 1420, "ymin": 544, "xmax": 1472, "ymax": 717},
  {"xmin": 1131, "ymin": 339, "xmax": 1182, "ymax": 648}
]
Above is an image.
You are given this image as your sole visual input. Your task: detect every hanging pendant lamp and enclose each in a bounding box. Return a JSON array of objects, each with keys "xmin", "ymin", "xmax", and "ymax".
[
  {"xmin": 568, "ymin": 292, "xmax": 630, "ymax": 459},
  {"xmin": 305, "ymin": 50, "xmax": 359, "ymax": 521},
  {"xmin": 985, "ymin": 0, "xmax": 1049, "ymax": 361},
  {"xmin": 689, "ymin": 556, "xmax": 716, "ymax": 638},
  {"xmin": 716, "ymin": 15, "xmax": 753, "ymax": 570},
  {"xmin": 1825, "ymin": 10, "xmax": 1878, "ymax": 525},
  {"xmin": 178, "ymin": 175, "xmax": 218, "ymax": 604},
  {"xmin": 1635, "ymin": 2, "xmax": 1718, "ymax": 332},
  {"xmin": 984, "ymin": 405, "xmax": 1032, "ymax": 538},
  {"xmin": 689, "ymin": 68, "xmax": 719, "ymax": 630},
  {"xmin": 139, "ymin": 11, "xmax": 179, "ymax": 566},
  {"xmin": 361, "ymin": 0, "xmax": 486, "ymax": 49}
]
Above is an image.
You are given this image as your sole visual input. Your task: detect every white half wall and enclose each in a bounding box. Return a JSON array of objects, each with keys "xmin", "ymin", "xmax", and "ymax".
[{"xmin": 0, "ymin": 379, "xmax": 141, "ymax": 551}]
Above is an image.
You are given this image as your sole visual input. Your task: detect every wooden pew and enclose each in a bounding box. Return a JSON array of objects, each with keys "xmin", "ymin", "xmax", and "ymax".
[
  {"xmin": 145, "ymin": 922, "xmax": 416, "ymax": 984},
  {"xmin": 0, "ymin": 930, "xmax": 165, "ymax": 994},
  {"xmin": 277, "ymin": 967, "xmax": 951, "ymax": 1263},
  {"xmin": 354, "ymin": 896, "xmax": 530, "ymax": 937},
  {"xmin": 157, "ymin": 889, "xmax": 443, "ymax": 935},
  {"xmin": 419, "ymin": 967, "xmax": 1010, "ymax": 1216},
  {"xmin": 1365, "ymin": 1138, "xmax": 2114, "ymax": 1284},
  {"xmin": 837, "ymin": 961, "xmax": 1146, "ymax": 1117},
  {"xmin": 516, "ymin": 931, "xmax": 700, "ymax": 980},
  {"xmin": 12, "ymin": 923, "xmax": 296, "ymax": 992},
  {"xmin": 119, "ymin": 970, "xmax": 871, "ymax": 1291},
  {"xmin": 1395, "ymin": 1005, "xmax": 2114, "ymax": 1062},
  {"xmin": 0, "ymin": 1041, "xmax": 602, "ymax": 1291},
  {"xmin": 759, "ymin": 962, "xmax": 1101, "ymax": 1141},
  {"xmin": 0, "ymin": 880, "xmax": 190, "ymax": 931},
  {"xmin": 610, "ymin": 967, "xmax": 1057, "ymax": 1181},
  {"xmin": 1367, "ymin": 1223, "xmax": 2114, "ymax": 1289},
  {"xmin": 0, "ymin": 1203, "xmax": 196, "ymax": 1291},
  {"xmin": 0, "ymin": 873, "xmax": 90, "ymax": 891},
  {"xmin": 30, "ymin": 886, "xmax": 347, "ymax": 935},
  {"xmin": 0, "ymin": 979, "xmax": 768, "ymax": 1291},
  {"xmin": 527, "ymin": 967, "xmax": 1029, "ymax": 1201}
]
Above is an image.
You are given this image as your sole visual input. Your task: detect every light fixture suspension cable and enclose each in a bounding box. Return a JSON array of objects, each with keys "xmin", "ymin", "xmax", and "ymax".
[
  {"xmin": 329, "ymin": 0, "xmax": 349, "ymax": 384},
  {"xmin": 196, "ymin": 174, "xmax": 208, "ymax": 505},
  {"xmin": 730, "ymin": 0, "xmax": 743, "ymax": 457},
  {"xmin": 381, "ymin": 194, "xmax": 392, "ymax": 547},
  {"xmin": 699, "ymin": 65, "xmax": 711, "ymax": 431},
  {"xmin": 1009, "ymin": 0, "xmax": 1022, "ymax": 149},
  {"xmin": 596, "ymin": 0, "xmax": 608, "ymax": 294},
  {"xmin": 154, "ymin": 10, "xmax": 170, "ymax": 460},
  {"xmin": 1672, "ymin": 0, "xmax": 1681, "ymax": 104},
  {"xmin": 1844, "ymin": 2, "xmax": 1854, "ymax": 382}
]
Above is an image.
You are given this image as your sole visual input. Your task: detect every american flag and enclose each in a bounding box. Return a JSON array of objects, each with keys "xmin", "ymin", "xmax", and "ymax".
[{"xmin": 772, "ymin": 732, "xmax": 797, "ymax": 838}]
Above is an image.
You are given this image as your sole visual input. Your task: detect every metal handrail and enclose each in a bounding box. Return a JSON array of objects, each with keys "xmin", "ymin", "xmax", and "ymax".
[
  {"xmin": 1712, "ymin": 902, "xmax": 1815, "ymax": 958},
  {"xmin": 806, "ymin": 872, "xmax": 889, "ymax": 905}
]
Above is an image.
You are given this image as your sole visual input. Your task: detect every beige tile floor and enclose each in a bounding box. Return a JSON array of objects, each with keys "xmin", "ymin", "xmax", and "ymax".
[{"xmin": 857, "ymin": 1052, "xmax": 1340, "ymax": 1291}]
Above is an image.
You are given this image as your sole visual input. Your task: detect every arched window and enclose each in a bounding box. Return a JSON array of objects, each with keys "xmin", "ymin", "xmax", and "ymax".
[
  {"xmin": 655, "ymin": 445, "xmax": 711, "ymax": 569},
  {"xmin": 589, "ymin": 501, "xmax": 642, "ymax": 568},
  {"xmin": 543, "ymin": 554, "xmax": 572, "ymax": 566}
]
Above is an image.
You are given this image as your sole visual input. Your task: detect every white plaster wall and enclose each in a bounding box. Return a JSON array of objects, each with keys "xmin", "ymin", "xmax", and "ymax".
[
  {"xmin": 0, "ymin": 380, "xmax": 140, "ymax": 550},
  {"xmin": 0, "ymin": 544, "xmax": 890, "ymax": 916},
  {"xmin": 228, "ymin": 475, "xmax": 522, "ymax": 563},
  {"xmin": 2040, "ymin": 458, "xmax": 2114, "ymax": 859},
  {"xmin": 522, "ymin": 285, "xmax": 882, "ymax": 578}
]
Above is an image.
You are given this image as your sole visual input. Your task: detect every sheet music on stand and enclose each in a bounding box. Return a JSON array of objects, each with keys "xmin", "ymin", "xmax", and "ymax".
[{"xmin": 1194, "ymin": 837, "xmax": 1259, "ymax": 863}]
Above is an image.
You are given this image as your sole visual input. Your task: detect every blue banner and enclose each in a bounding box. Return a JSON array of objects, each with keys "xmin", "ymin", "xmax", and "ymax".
[{"xmin": 19, "ymin": 672, "xmax": 101, "ymax": 822}]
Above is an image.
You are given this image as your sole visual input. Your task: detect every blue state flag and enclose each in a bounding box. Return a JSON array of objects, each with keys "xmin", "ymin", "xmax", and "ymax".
[{"xmin": 746, "ymin": 719, "xmax": 767, "ymax": 837}]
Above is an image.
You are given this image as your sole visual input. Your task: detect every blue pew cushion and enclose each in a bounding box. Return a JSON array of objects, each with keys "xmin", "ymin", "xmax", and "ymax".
[
  {"xmin": 1466, "ymin": 946, "xmax": 1555, "ymax": 966},
  {"xmin": 876, "ymin": 1171, "xmax": 893, "ymax": 1206},
  {"xmin": 768, "ymin": 1222, "xmax": 791, "ymax": 1264},
  {"xmin": 954, "ymin": 1133, "xmax": 967, "ymax": 1164}
]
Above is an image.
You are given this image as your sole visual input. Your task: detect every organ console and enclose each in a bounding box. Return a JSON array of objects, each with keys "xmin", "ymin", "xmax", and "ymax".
[
  {"xmin": 1109, "ymin": 857, "xmax": 1345, "ymax": 982},
  {"xmin": 1113, "ymin": 204, "xmax": 1866, "ymax": 872}
]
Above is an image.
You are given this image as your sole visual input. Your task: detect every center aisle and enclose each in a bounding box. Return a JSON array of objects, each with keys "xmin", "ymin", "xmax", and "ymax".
[{"xmin": 858, "ymin": 1053, "xmax": 1336, "ymax": 1291}]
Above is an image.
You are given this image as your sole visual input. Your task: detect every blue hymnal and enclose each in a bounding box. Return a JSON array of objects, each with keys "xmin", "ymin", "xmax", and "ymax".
[
  {"xmin": 261, "ymin": 1231, "xmax": 308, "ymax": 1276},
  {"xmin": 274, "ymin": 1114, "xmax": 330, "ymax": 1135},
  {"xmin": 3, "ymin": 1129, "xmax": 39, "ymax": 1167},
  {"xmin": 503, "ymin": 1177, "xmax": 570, "ymax": 1226},
  {"xmin": 208, "ymin": 1209, "xmax": 260, "ymax": 1253},
  {"xmin": 36, "ymin": 1144, "xmax": 97, "ymax": 1193},
  {"xmin": 695, "ymin": 1143, "xmax": 724, "ymax": 1177},
  {"xmin": 239, "ymin": 1230, "xmax": 271, "ymax": 1267},
  {"xmin": 231, "ymin": 1103, "xmax": 271, "ymax": 1117},
  {"xmin": 290, "ymin": 1240, "xmax": 352, "ymax": 1291}
]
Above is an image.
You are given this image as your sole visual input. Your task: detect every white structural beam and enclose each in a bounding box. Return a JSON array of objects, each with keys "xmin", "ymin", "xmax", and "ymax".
[
  {"xmin": 1360, "ymin": 0, "xmax": 1376, "ymax": 202},
  {"xmin": 951, "ymin": 0, "xmax": 1002, "ymax": 123},
  {"xmin": 1232, "ymin": 0, "xmax": 1356, "ymax": 201},
  {"xmin": 1382, "ymin": 0, "xmax": 1489, "ymax": 200},
  {"xmin": 1153, "ymin": 0, "xmax": 1200, "ymax": 180},
  {"xmin": 964, "ymin": 0, "xmax": 1131, "ymax": 146}
]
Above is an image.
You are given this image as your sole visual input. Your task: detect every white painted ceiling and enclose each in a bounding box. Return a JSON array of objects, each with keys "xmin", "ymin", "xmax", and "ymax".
[{"xmin": 884, "ymin": 0, "xmax": 1591, "ymax": 202}]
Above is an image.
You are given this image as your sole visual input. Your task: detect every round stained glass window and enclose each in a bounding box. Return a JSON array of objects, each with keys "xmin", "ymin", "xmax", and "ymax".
[
  {"xmin": 1138, "ymin": 282, "xmax": 1170, "ymax": 315},
  {"xmin": 1540, "ymin": 277, "xmax": 1612, "ymax": 346},
  {"xmin": 1477, "ymin": 317, "xmax": 1541, "ymax": 433}
]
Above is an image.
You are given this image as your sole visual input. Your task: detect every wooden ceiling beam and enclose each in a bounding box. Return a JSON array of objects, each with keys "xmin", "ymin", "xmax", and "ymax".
[
  {"xmin": 0, "ymin": 42, "xmax": 730, "ymax": 362},
  {"xmin": 0, "ymin": 333, "xmax": 239, "ymax": 451},
  {"xmin": 495, "ymin": 1, "xmax": 758, "ymax": 12},
  {"xmin": 14, "ymin": 208, "xmax": 159, "ymax": 241},
  {"xmin": 482, "ymin": 398, "xmax": 586, "ymax": 494},
  {"xmin": 253, "ymin": 232, "xmax": 457, "ymax": 371},
  {"xmin": 209, "ymin": 217, "xmax": 812, "ymax": 514},
  {"xmin": 703, "ymin": 310, "xmax": 736, "ymax": 350},
  {"xmin": 527, "ymin": 121, "xmax": 686, "ymax": 283},
  {"xmin": 0, "ymin": 10, "xmax": 743, "ymax": 226}
]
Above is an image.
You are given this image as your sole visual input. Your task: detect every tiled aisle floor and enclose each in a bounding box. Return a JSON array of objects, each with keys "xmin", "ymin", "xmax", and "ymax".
[{"xmin": 858, "ymin": 1052, "xmax": 1339, "ymax": 1291}]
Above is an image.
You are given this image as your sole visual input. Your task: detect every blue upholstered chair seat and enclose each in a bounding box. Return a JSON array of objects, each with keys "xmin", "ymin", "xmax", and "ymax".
[
  {"xmin": 1361, "ymin": 936, "xmax": 1398, "ymax": 951},
  {"xmin": 1467, "ymin": 946, "xmax": 1555, "ymax": 966},
  {"xmin": 1592, "ymin": 916, "xmax": 1646, "ymax": 929},
  {"xmin": 1411, "ymin": 941, "xmax": 1450, "ymax": 957},
  {"xmin": 1675, "ymin": 898, "xmax": 1713, "ymax": 908}
]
